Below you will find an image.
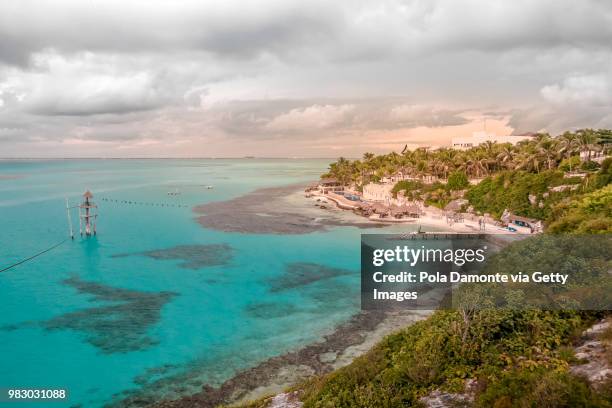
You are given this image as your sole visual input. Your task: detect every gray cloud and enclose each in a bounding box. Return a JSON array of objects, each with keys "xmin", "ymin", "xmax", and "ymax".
[
  {"xmin": 1, "ymin": 0, "xmax": 612, "ymax": 156},
  {"xmin": 509, "ymin": 70, "xmax": 612, "ymax": 134},
  {"xmin": 2, "ymin": 1, "xmax": 612, "ymax": 65},
  {"xmin": 0, "ymin": 1, "xmax": 343, "ymax": 66}
]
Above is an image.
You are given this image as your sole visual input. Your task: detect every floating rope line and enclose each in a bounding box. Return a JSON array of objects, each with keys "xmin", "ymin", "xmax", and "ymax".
[
  {"xmin": 99, "ymin": 197, "xmax": 189, "ymax": 208},
  {"xmin": 0, "ymin": 238, "xmax": 69, "ymax": 273}
]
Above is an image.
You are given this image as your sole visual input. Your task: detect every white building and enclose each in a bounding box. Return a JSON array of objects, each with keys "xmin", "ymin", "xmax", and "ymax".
[
  {"xmin": 381, "ymin": 173, "xmax": 442, "ymax": 185},
  {"xmin": 451, "ymin": 131, "xmax": 535, "ymax": 150},
  {"xmin": 362, "ymin": 183, "xmax": 394, "ymax": 203},
  {"xmin": 579, "ymin": 150, "xmax": 607, "ymax": 163}
]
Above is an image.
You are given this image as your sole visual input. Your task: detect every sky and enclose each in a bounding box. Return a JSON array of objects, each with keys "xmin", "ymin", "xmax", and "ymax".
[{"xmin": 1, "ymin": 0, "xmax": 612, "ymax": 158}]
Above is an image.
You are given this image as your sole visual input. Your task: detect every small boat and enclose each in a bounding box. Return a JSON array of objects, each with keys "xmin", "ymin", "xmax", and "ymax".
[
  {"xmin": 167, "ymin": 188, "xmax": 181, "ymax": 196},
  {"xmin": 206, "ymin": 185, "xmax": 214, "ymax": 189}
]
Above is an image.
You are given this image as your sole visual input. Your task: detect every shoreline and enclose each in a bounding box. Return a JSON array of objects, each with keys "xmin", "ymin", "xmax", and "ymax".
[{"xmin": 137, "ymin": 310, "xmax": 430, "ymax": 408}]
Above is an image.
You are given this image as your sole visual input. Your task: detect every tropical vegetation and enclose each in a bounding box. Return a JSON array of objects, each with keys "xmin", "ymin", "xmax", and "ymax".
[
  {"xmin": 297, "ymin": 310, "xmax": 610, "ymax": 408},
  {"xmin": 323, "ymin": 129, "xmax": 611, "ymax": 187},
  {"xmin": 323, "ymin": 128, "xmax": 611, "ymax": 230}
]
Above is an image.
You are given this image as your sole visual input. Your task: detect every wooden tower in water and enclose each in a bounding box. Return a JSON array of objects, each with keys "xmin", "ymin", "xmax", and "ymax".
[{"xmin": 79, "ymin": 190, "xmax": 98, "ymax": 236}]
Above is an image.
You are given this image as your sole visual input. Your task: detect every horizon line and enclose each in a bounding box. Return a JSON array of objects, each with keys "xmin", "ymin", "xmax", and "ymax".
[{"xmin": 0, "ymin": 156, "xmax": 348, "ymax": 160}]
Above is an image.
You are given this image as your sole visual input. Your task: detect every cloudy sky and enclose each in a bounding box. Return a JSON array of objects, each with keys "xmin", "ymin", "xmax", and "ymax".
[{"xmin": 1, "ymin": 0, "xmax": 612, "ymax": 157}]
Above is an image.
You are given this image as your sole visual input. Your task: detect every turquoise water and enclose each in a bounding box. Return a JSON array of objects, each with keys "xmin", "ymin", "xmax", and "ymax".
[{"xmin": 0, "ymin": 159, "xmax": 414, "ymax": 407}]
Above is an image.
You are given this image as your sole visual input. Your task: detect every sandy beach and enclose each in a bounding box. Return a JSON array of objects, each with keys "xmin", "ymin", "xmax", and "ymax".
[{"xmin": 309, "ymin": 193, "xmax": 515, "ymax": 235}]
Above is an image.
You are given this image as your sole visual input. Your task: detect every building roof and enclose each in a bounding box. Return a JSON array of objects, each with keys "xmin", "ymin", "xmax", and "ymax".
[
  {"xmin": 319, "ymin": 178, "xmax": 341, "ymax": 185},
  {"xmin": 371, "ymin": 203, "xmax": 389, "ymax": 214},
  {"xmin": 401, "ymin": 204, "xmax": 421, "ymax": 214}
]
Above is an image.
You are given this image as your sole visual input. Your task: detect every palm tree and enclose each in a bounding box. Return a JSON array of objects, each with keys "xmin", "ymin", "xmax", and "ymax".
[
  {"xmin": 328, "ymin": 157, "xmax": 354, "ymax": 185},
  {"xmin": 536, "ymin": 137, "xmax": 559, "ymax": 170},
  {"xmin": 516, "ymin": 146, "xmax": 543, "ymax": 173},
  {"xmin": 595, "ymin": 129, "xmax": 612, "ymax": 154},
  {"xmin": 496, "ymin": 144, "xmax": 516, "ymax": 170},
  {"xmin": 576, "ymin": 129, "xmax": 600, "ymax": 162},
  {"xmin": 363, "ymin": 152, "xmax": 375, "ymax": 161}
]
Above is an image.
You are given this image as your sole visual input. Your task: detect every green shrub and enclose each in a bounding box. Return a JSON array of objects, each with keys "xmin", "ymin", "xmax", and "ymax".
[
  {"xmin": 559, "ymin": 156, "xmax": 581, "ymax": 172},
  {"xmin": 592, "ymin": 157, "xmax": 612, "ymax": 189},
  {"xmin": 581, "ymin": 160, "xmax": 601, "ymax": 171},
  {"xmin": 548, "ymin": 185, "xmax": 612, "ymax": 233},
  {"xmin": 447, "ymin": 171, "xmax": 469, "ymax": 191},
  {"xmin": 391, "ymin": 180, "xmax": 423, "ymax": 198},
  {"xmin": 477, "ymin": 369, "xmax": 604, "ymax": 408},
  {"xmin": 465, "ymin": 170, "xmax": 571, "ymax": 219}
]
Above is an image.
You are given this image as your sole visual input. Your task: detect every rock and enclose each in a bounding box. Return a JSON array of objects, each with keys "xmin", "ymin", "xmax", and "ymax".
[
  {"xmin": 528, "ymin": 194, "xmax": 537, "ymax": 205},
  {"xmin": 318, "ymin": 352, "xmax": 337, "ymax": 364},
  {"xmin": 420, "ymin": 389, "xmax": 473, "ymax": 408},
  {"xmin": 570, "ymin": 319, "xmax": 612, "ymax": 388},
  {"xmin": 500, "ymin": 209, "xmax": 511, "ymax": 223},
  {"xmin": 420, "ymin": 378, "xmax": 476, "ymax": 407},
  {"xmin": 268, "ymin": 391, "xmax": 303, "ymax": 408}
]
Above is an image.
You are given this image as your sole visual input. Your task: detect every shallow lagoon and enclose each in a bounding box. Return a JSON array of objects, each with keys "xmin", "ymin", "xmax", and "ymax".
[{"xmin": 0, "ymin": 159, "xmax": 422, "ymax": 407}]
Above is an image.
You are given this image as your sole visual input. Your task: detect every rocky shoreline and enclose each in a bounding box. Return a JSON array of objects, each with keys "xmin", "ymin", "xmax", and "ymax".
[{"xmin": 112, "ymin": 310, "xmax": 429, "ymax": 408}]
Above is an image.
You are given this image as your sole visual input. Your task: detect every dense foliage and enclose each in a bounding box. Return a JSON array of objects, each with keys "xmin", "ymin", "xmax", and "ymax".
[
  {"xmin": 453, "ymin": 235, "xmax": 612, "ymax": 310},
  {"xmin": 447, "ymin": 170, "xmax": 469, "ymax": 190},
  {"xmin": 298, "ymin": 310, "xmax": 609, "ymax": 408},
  {"xmin": 548, "ymin": 185, "xmax": 612, "ymax": 234},
  {"xmin": 323, "ymin": 129, "xmax": 611, "ymax": 188},
  {"xmin": 391, "ymin": 179, "xmax": 462, "ymax": 209},
  {"xmin": 465, "ymin": 170, "xmax": 577, "ymax": 219}
]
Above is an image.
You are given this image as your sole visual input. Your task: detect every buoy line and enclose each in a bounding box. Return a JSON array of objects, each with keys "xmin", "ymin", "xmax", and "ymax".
[{"xmin": 99, "ymin": 197, "xmax": 189, "ymax": 208}]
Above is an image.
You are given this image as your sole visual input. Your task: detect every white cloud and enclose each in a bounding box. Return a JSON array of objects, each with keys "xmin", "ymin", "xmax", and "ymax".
[
  {"xmin": 0, "ymin": 52, "xmax": 169, "ymax": 116},
  {"xmin": 540, "ymin": 74, "xmax": 611, "ymax": 106},
  {"xmin": 265, "ymin": 104, "xmax": 355, "ymax": 131}
]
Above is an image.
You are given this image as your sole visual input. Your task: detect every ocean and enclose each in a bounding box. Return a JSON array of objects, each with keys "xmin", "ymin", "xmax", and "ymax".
[{"xmin": 0, "ymin": 159, "xmax": 421, "ymax": 407}]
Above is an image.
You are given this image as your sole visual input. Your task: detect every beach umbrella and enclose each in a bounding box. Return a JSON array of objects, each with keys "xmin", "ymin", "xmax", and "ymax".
[
  {"xmin": 389, "ymin": 204, "xmax": 403, "ymax": 217},
  {"xmin": 372, "ymin": 203, "xmax": 389, "ymax": 214},
  {"xmin": 402, "ymin": 203, "xmax": 421, "ymax": 217}
]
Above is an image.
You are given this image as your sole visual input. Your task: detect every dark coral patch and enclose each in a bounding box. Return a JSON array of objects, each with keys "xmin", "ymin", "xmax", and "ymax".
[
  {"xmin": 43, "ymin": 277, "xmax": 177, "ymax": 354},
  {"xmin": 269, "ymin": 262, "xmax": 354, "ymax": 292},
  {"xmin": 244, "ymin": 301, "xmax": 301, "ymax": 318},
  {"xmin": 194, "ymin": 184, "xmax": 386, "ymax": 234},
  {"xmin": 113, "ymin": 244, "xmax": 233, "ymax": 270}
]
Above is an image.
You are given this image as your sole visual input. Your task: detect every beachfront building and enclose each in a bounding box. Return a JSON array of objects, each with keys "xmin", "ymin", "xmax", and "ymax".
[
  {"xmin": 317, "ymin": 178, "xmax": 344, "ymax": 194},
  {"xmin": 451, "ymin": 131, "xmax": 535, "ymax": 150},
  {"xmin": 362, "ymin": 183, "xmax": 393, "ymax": 203},
  {"xmin": 381, "ymin": 172, "xmax": 442, "ymax": 185},
  {"xmin": 501, "ymin": 210, "xmax": 543, "ymax": 234},
  {"xmin": 580, "ymin": 150, "xmax": 607, "ymax": 163},
  {"xmin": 380, "ymin": 171, "xmax": 417, "ymax": 184}
]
